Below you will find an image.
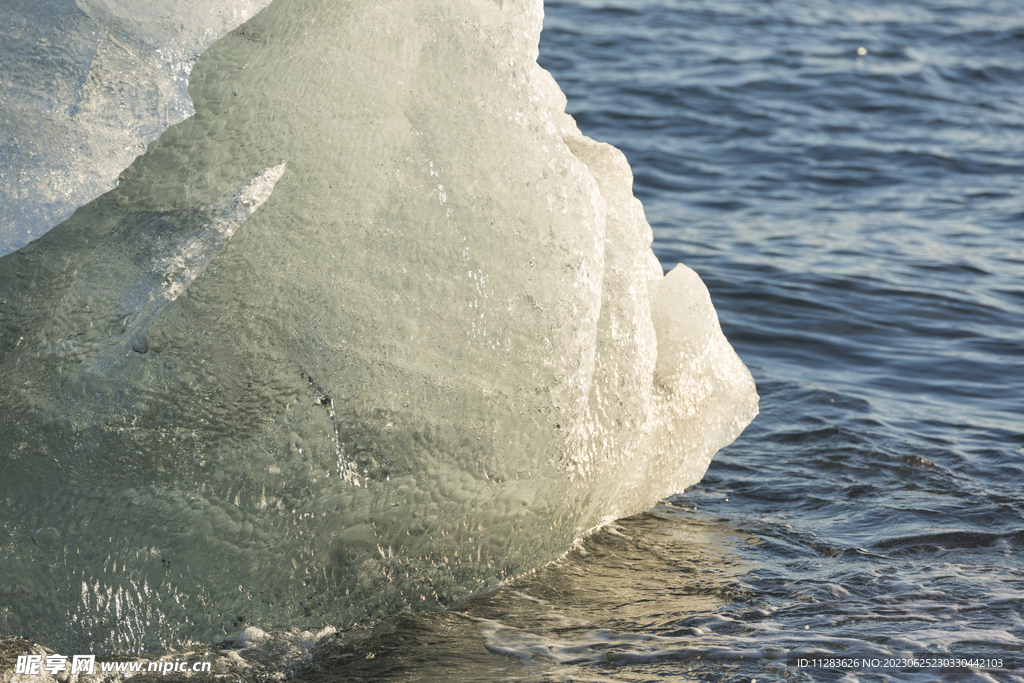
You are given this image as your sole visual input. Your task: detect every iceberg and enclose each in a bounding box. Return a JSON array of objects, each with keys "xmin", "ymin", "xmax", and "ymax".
[{"xmin": 0, "ymin": 0, "xmax": 757, "ymax": 654}]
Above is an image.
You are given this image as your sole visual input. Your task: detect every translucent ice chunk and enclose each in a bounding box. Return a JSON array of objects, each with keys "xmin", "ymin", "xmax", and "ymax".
[
  {"xmin": 0, "ymin": 0, "xmax": 274, "ymax": 255},
  {"xmin": 0, "ymin": 0, "xmax": 757, "ymax": 654}
]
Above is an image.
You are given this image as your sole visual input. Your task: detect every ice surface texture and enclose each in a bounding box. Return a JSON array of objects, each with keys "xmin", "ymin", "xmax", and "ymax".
[
  {"xmin": 0, "ymin": 0, "xmax": 756, "ymax": 653},
  {"xmin": 0, "ymin": 0, "xmax": 273, "ymax": 254}
]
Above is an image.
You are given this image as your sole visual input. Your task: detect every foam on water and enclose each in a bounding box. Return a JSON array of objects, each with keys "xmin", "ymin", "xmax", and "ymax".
[{"xmin": 0, "ymin": 0, "xmax": 755, "ymax": 655}]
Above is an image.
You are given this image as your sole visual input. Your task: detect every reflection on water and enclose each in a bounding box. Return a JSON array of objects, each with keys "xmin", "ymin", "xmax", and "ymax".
[{"xmin": 288, "ymin": 502, "xmax": 755, "ymax": 683}]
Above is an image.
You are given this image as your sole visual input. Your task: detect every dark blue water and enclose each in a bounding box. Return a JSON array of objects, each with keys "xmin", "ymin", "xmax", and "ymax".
[
  {"xmin": 480, "ymin": 0, "xmax": 1024, "ymax": 679},
  {"xmin": 412, "ymin": 0, "xmax": 1024, "ymax": 680}
]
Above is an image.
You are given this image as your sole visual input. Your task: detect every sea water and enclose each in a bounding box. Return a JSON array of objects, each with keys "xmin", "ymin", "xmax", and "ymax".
[
  {"xmin": 451, "ymin": 0, "xmax": 1024, "ymax": 680},
  {"xmin": 2, "ymin": 0, "xmax": 1023, "ymax": 681}
]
